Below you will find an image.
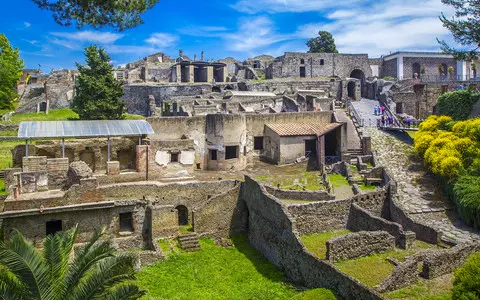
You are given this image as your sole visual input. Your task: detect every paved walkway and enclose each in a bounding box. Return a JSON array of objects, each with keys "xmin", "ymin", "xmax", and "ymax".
[{"xmin": 367, "ymin": 127, "xmax": 480, "ymax": 244}]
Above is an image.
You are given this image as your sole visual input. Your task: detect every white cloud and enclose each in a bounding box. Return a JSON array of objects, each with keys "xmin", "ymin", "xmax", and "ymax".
[
  {"xmin": 296, "ymin": 0, "xmax": 456, "ymax": 56},
  {"xmin": 24, "ymin": 22, "xmax": 31, "ymax": 28},
  {"xmin": 224, "ymin": 16, "xmax": 291, "ymax": 54},
  {"xmin": 231, "ymin": 0, "xmax": 362, "ymax": 14},
  {"xmin": 145, "ymin": 33, "xmax": 178, "ymax": 48},
  {"xmin": 50, "ymin": 30, "xmax": 124, "ymax": 44}
]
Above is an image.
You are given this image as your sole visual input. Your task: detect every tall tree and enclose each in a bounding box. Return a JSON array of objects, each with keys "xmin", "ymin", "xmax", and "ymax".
[
  {"xmin": 72, "ymin": 45, "xmax": 125, "ymax": 120},
  {"xmin": 307, "ymin": 31, "xmax": 338, "ymax": 53},
  {"xmin": 32, "ymin": 0, "xmax": 159, "ymax": 31},
  {"xmin": 0, "ymin": 34, "xmax": 24, "ymax": 110},
  {"xmin": 0, "ymin": 225, "xmax": 145, "ymax": 299},
  {"xmin": 439, "ymin": 0, "xmax": 480, "ymax": 60}
]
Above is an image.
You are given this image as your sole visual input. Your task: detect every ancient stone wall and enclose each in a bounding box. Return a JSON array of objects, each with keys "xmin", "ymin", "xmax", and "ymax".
[
  {"xmin": 264, "ymin": 186, "xmax": 334, "ymax": 201},
  {"xmin": 287, "ymin": 188, "xmax": 388, "ymax": 235},
  {"xmin": 347, "ymin": 203, "xmax": 416, "ymax": 249},
  {"xmin": 326, "ymin": 231, "xmax": 395, "ymax": 262},
  {"xmin": 242, "ymin": 176, "xmax": 383, "ymax": 300},
  {"xmin": 193, "ymin": 184, "xmax": 247, "ymax": 238}
]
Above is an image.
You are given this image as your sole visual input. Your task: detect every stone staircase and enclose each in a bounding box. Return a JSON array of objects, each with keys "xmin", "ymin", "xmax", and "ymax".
[{"xmin": 178, "ymin": 233, "xmax": 200, "ymax": 252}]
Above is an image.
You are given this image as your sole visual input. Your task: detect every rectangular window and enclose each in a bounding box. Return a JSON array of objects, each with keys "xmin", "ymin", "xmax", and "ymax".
[
  {"xmin": 46, "ymin": 220, "xmax": 62, "ymax": 236},
  {"xmin": 254, "ymin": 137, "xmax": 264, "ymax": 150},
  {"xmin": 170, "ymin": 152, "xmax": 179, "ymax": 163},
  {"xmin": 119, "ymin": 212, "xmax": 134, "ymax": 232},
  {"xmin": 210, "ymin": 149, "xmax": 217, "ymax": 161},
  {"xmin": 225, "ymin": 146, "xmax": 239, "ymax": 160}
]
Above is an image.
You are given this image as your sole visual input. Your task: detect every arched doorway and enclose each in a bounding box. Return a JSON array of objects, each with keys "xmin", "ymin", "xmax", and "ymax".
[
  {"xmin": 176, "ymin": 205, "xmax": 188, "ymax": 226},
  {"xmin": 350, "ymin": 69, "xmax": 366, "ymax": 98},
  {"xmin": 347, "ymin": 81, "xmax": 356, "ymax": 99},
  {"xmin": 412, "ymin": 63, "xmax": 421, "ymax": 78}
]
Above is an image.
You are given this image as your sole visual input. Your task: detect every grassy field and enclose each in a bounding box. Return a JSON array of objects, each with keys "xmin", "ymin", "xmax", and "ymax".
[
  {"xmin": 300, "ymin": 230, "xmax": 351, "ymax": 259},
  {"xmin": 255, "ymin": 171, "xmax": 325, "ymax": 191},
  {"xmin": 335, "ymin": 241, "xmax": 440, "ymax": 288},
  {"xmin": 137, "ymin": 236, "xmax": 337, "ymax": 300},
  {"xmin": 384, "ymin": 274, "xmax": 453, "ymax": 300}
]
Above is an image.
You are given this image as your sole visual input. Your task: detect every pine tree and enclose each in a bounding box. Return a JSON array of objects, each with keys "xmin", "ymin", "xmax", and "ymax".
[
  {"xmin": 0, "ymin": 34, "xmax": 24, "ymax": 110},
  {"xmin": 307, "ymin": 31, "xmax": 338, "ymax": 53},
  {"xmin": 72, "ymin": 46, "xmax": 125, "ymax": 120},
  {"xmin": 439, "ymin": 0, "xmax": 480, "ymax": 60},
  {"xmin": 31, "ymin": 0, "xmax": 158, "ymax": 31}
]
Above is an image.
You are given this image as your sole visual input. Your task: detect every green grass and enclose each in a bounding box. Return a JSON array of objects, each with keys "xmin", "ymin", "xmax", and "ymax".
[
  {"xmin": 254, "ymin": 171, "xmax": 325, "ymax": 191},
  {"xmin": 358, "ymin": 183, "xmax": 377, "ymax": 191},
  {"xmin": 137, "ymin": 236, "xmax": 337, "ymax": 300},
  {"xmin": 300, "ymin": 230, "xmax": 351, "ymax": 259},
  {"xmin": 384, "ymin": 275, "xmax": 453, "ymax": 299},
  {"xmin": 0, "ymin": 179, "xmax": 6, "ymax": 196},
  {"xmin": 335, "ymin": 241, "xmax": 440, "ymax": 288}
]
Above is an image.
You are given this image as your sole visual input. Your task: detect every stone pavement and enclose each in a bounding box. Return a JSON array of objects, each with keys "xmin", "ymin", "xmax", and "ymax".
[{"xmin": 366, "ymin": 127, "xmax": 480, "ymax": 244}]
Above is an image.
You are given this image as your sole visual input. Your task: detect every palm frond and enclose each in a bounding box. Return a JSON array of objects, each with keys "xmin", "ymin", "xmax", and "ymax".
[
  {"xmin": 72, "ymin": 254, "xmax": 138, "ymax": 300},
  {"xmin": 0, "ymin": 231, "xmax": 50, "ymax": 300},
  {"xmin": 103, "ymin": 284, "xmax": 146, "ymax": 300},
  {"xmin": 42, "ymin": 226, "xmax": 78, "ymax": 299}
]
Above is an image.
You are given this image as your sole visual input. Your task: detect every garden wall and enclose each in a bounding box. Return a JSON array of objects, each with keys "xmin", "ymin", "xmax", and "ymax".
[
  {"xmin": 326, "ymin": 231, "xmax": 395, "ymax": 262},
  {"xmin": 242, "ymin": 176, "xmax": 384, "ymax": 300}
]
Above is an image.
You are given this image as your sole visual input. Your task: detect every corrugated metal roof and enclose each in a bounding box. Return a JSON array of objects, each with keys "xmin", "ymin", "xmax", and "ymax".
[
  {"xmin": 18, "ymin": 120, "xmax": 155, "ymax": 139},
  {"xmin": 224, "ymin": 91, "xmax": 276, "ymax": 97},
  {"xmin": 265, "ymin": 122, "xmax": 341, "ymax": 137}
]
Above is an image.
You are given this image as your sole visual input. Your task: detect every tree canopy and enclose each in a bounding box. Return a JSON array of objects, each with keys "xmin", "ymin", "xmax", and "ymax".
[
  {"xmin": 32, "ymin": 0, "xmax": 159, "ymax": 31},
  {"xmin": 439, "ymin": 0, "xmax": 480, "ymax": 60},
  {"xmin": 0, "ymin": 34, "xmax": 24, "ymax": 110},
  {"xmin": 72, "ymin": 45, "xmax": 125, "ymax": 120},
  {"xmin": 0, "ymin": 225, "xmax": 145, "ymax": 299},
  {"xmin": 306, "ymin": 31, "xmax": 338, "ymax": 53}
]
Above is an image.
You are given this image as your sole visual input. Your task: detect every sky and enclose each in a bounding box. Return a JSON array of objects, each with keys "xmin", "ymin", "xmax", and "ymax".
[{"xmin": 1, "ymin": 0, "xmax": 457, "ymax": 72}]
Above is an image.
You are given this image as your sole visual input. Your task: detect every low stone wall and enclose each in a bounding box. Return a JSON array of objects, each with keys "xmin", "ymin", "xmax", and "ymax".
[
  {"xmin": 243, "ymin": 176, "xmax": 383, "ymax": 300},
  {"xmin": 287, "ymin": 188, "xmax": 388, "ymax": 235},
  {"xmin": 264, "ymin": 185, "xmax": 334, "ymax": 201},
  {"xmin": 326, "ymin": 231, "xmax": 395, "ymax": 262},
  {"xmin": 421, "ymin": 243, "xmax": 480, "ymax": 279},
  {"xmin": 347, "ymin": 203, "xmax": 416, "ymax": 249},
  {"xmin": 193, "ymin": 184, "xmax": 247, "ymax": 238}
]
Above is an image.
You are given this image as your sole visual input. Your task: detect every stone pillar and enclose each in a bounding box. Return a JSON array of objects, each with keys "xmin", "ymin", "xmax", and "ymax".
[
  {"xmin": 189, "ymin": 64, "xmax": 195, "ymax": 83},
  {"xmin": 317, "ymin": 135, "xmax": 325, "ymax": 170},
  {"xmin": 176, "ymin": 65, "xmax": 181, "ymax": 83},
  {"xmin": 207, "ymin": 66, "xmax": 214, "ymax": 83},
  {"xmin": 106, "ymin": 161, "xmax": 120, "ymax": 175},
  {"xmin": 136, "ymin": 145, "xmax": 148, "ymax": 173},
  {"xmin": 362, "ymin": 136, "xmax": 372, "ymax": 155}
]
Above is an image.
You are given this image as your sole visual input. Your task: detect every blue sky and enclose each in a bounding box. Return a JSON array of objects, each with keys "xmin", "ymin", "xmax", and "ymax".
[{"xmin": 1, "ymin": 0, "xmax": 456, "ymax": 72}]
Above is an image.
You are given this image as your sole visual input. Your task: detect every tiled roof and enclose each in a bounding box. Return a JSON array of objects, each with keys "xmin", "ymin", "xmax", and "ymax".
[{"xmin": 265, "ymin": 122, "xmax": 341, "ymax": 137}]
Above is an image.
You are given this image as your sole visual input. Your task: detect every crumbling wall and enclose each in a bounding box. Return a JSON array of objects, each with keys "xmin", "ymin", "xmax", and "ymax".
[
  {"xmin": 242, "ymin": 176, "xmax": 383, "ymax": 300},
  {"xmin": 326, "ymin": 231, "xmax": 395, "ymax": 262}
]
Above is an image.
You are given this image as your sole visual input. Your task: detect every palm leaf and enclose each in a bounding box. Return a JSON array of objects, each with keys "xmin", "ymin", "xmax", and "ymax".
[{"xmin": 0, "ymin": 231, "xmax": 50, "ymax": 300}]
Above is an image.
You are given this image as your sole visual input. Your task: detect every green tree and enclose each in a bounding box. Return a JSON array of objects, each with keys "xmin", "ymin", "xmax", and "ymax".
[
  {"xmin": 0, "ymin": 34, "xmax": 24, "ymax": 110},
  {"xmin": 72, "ymin": 45, "xmax": 125, "ymax": 120},
  {"xmin": 32, "ymin": 0, "xmax": 158, "ymax": 31},
  {"xmin": 307, "ymin": 31, "xmax": 338, "ymax": 53},
  {"xmin": 438, "ymin": 0, "xmax": 480, "ymax": 60},
  {"xmin": 0, "ymin": 225, "xmax": 145, "ymax": 299}
]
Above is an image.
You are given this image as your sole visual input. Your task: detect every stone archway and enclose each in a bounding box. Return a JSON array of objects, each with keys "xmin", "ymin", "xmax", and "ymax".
[
  {"xmin": 350, "ymin": 69, "xmax": 366, "ymax": 98},
  {"xmin": 175, "ymin": 205, "xmax": 188, "ymax": 226}
]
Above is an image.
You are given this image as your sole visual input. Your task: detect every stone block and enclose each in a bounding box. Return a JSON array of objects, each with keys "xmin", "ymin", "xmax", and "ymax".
[{"xmin": 107, "ymin": 161, "xmax": 120, "ymax": 175}]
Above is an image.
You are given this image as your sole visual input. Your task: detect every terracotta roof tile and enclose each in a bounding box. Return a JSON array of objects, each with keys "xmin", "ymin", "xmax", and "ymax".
[{"xmin": 265, "ymin": 122, "xmax": 341, "ymax": 137}]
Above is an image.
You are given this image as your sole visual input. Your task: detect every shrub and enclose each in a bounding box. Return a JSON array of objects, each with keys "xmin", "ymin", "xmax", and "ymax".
[
  {"xmin": 452, "ymin": 252, "xmax": 480, "ymax": 299},
  {"xmin": 454, "ymin": 175, "xmax": 480, "ymax": 229},
  {"xmin": 437, "ymin": 90, "xmax": 480, "ymax": 120}
]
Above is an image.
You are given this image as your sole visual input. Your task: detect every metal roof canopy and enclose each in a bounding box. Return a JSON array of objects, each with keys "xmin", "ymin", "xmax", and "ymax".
[{"xmin": 18, "ymin": 120, "xmax": 155, "ymax": 139}]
